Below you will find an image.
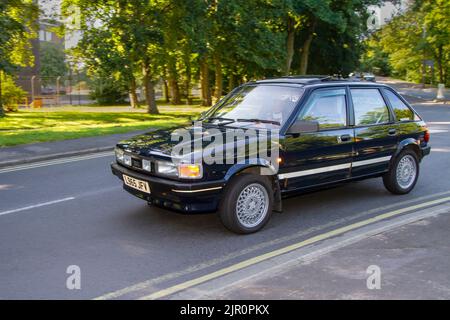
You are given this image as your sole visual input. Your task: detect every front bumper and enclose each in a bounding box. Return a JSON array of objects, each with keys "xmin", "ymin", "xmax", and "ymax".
[{"xmin": 111, "ymin": 163, "xmax": 226, "ymax": 213}]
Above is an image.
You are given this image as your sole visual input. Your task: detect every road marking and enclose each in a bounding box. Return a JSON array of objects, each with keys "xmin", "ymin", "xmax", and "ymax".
[
  {"xmin": 137, "ymin": 195, "xmax": 450, "ymax": 300},
  {"xmin": 190, "ymin": 203, "xmax": 450, "ymax": 300},
  {"xmin": 428, "ymin": 129, "xmax": 449, "ymax": 134},
  {"xmin": 94, "ymin": 189, "xmax": 450, "ymax": 300},
  {"xmin": 427, "ymin": 122, "xmax": 450, "ymax": 125},
  {"xmin": 0, "ymin": 197, "xmax": 75, "ymax": 217},
  {"xmin": 0, "ymin": 151, "xmax": 114, "ymax": 174}
]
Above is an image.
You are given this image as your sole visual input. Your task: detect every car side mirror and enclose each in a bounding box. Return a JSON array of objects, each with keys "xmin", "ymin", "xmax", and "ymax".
[{"xmin": 287, "ymin": 120, "xmax": 319, "ymax": 134}]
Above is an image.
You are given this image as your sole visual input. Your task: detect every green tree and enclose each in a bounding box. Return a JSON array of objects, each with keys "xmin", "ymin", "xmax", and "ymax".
[
  {"xmin": 366, "ymin": 0, "xmax": 449, "ymax": 85},
  {"xmin": 63, "ymin": 0, "xmax": 164, "ymax": 113},
  {"xmin": 305, "ymin": 0, "xmax": 378, "ymax": 76},
  {"xmin": 421, "ymin": 0, "xmax": 450, "ymax": 84},
  {"xmin": 0, "ymin": 0, "xmax": 39, "ymax": 116},
  {"xmin": 40, "ymin": 42, "xmax": 68, "ymax": 86}
]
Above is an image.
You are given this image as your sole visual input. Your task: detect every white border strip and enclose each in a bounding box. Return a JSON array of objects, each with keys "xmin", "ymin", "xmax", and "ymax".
[
  {"xmin": 278, "ymin": 156, "xmax": 392, "ymax": 180},
  {"xmin": 278, "ymin": 163, "xmax": 351, "ymax": 180},
  {"xmin": 172, "ymin": 186, "xmax": 223, "ymax": 193},
  {"xmin": 352, "ymin": 156, "xmax": 392, "ymax": 168}
]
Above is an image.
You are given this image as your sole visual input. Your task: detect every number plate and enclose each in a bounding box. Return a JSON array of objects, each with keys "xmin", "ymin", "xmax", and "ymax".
[{"xmin": 123, "ymin": 175, "xmax": 150, "ymax": 194}]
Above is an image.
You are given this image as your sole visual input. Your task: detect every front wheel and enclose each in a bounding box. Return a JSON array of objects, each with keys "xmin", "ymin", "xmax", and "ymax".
[
  {"xmin": 218, "ymin": 174, "xmax": 273, "ymax": 234},
  {"xmin": 383, "ymin": 150, "xmax": 419, "ymax": 195}
]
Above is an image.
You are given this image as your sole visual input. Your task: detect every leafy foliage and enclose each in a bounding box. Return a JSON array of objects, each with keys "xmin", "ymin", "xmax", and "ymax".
[
  {"xmin": 363, "ymin": 0, "xmax": 450, "ymax": 85},
  {"xmin": 40, "ymin": 42, "xmax": 68, "ymax": 85},
  {"xmin": 0, "ymin": 74, "xmax": 26, "ymax": 112},
  {"xmin": 0, "ymin": 0, "xmax": 39, "ymax": 116}
]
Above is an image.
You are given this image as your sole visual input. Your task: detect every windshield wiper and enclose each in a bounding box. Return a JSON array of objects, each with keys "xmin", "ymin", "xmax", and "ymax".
[
  {"xmin": 237, "ymin": 118, "xmax": 281, "ymax": 126},
  {"xmin": 203, "ymin": 117, "xmax": 237, "ymax": 125}
]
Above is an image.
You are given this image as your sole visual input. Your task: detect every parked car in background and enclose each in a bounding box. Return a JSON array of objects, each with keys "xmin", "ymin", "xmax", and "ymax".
[{"xmin": 349, "ymin": 72, "xmax": 376, "ymax": 82}]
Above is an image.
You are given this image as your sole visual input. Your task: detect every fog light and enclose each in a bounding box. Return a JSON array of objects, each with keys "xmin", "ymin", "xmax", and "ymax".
[
  {"xmin": 142, "ymin": 159, "xmax": 151, "ymax": 172},
  {"xmin": 124, "ymin": 154, "xmax": 132, "ymax": 166}
]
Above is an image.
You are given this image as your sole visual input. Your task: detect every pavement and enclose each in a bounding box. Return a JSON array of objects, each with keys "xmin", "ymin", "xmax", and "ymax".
[
  {"xmin": 377, "ymin": 77, "xmax": 449, "ymax": 103},
  {"xmin": 0, "ymin": 130, "xmax": 149, "ymax": 168},
  {"xmin": 200, "ymin": 206, "xmax": 450, "ymax": 300},
  {"xmin": 0, "ymin": 102, "xmax": 449, "ymax": 299}
]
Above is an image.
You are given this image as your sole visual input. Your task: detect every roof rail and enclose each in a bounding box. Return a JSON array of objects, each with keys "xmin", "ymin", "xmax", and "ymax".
[{"xmin": 280, "ymin": 75, "xmax": 343, "ymax": 84}]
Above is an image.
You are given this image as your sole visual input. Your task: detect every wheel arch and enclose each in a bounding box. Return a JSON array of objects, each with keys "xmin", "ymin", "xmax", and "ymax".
[
  {"xmin": 395, "ymin": 138, "xmax": 422, "ymax": 160},
  {"xmin": 224, "ymin": 162, "xmax": 282, "ymax": 212}
]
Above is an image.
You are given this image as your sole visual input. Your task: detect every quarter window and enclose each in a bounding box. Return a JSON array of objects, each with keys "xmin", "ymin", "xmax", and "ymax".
[
  {"xmin": 298, "ymin": 88, "xmax": 347, "ymax": 129},
  {"xmin": 351, "ymin": 89, "xmax": 390, "ymax": 126},
  {"xmin": 383, "ymin": 89, "xmax": 415, "ymax": 121}
]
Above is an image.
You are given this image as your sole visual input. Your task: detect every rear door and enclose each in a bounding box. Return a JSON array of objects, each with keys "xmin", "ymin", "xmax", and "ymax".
[
  {"xmin": 350, "ymin": 87, "xmax": 398, "ymax": 177},
  {"xmin": 280, "ymin": 87, "xmax": 354, "ymax": 190}
]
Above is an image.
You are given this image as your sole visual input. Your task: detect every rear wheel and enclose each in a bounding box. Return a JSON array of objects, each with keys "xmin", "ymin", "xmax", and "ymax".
[
  {"xmin": 218, "ymin": 174, "xmax": 273, "ymax": 234},
  {"xmin": 383, "ymin": 149, "xmax": 419, "ymax": 195}
]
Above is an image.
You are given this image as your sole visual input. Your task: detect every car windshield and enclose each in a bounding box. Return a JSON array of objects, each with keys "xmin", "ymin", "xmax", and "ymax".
[{"xmin": 202, "ymin": 85, "xmax": 304, "ymax": 127}]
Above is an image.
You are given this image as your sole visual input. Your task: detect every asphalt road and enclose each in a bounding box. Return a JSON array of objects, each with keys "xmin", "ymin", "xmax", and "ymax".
[{"xmin": 0, "ymin": 103, "xmax": 449, "ymax": 299}]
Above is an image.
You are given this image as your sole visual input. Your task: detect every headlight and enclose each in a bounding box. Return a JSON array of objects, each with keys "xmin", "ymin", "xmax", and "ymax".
[
  {"xmin": 142, "ymin": 159, "xmax": 151, "ymax": 172},
  {"xmin": 156, "ymin": 161, "xmax": 178, "ymax": 177},
  {"xmin": 115, "ymin": 148, "xmax": 124, "ymax": 163},
  {"xmin": 179, "ymin": 163, "xmax": 203, "ymax": 179}
]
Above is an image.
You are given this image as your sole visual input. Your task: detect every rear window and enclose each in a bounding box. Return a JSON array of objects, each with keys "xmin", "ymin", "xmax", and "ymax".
[
  {"xmin": 383, "ymin": 89, "xmax": 415, "ymax": 121},
  {"xmin": 351, "ymin": 88, "xmax": 390, "ymax": 126}
]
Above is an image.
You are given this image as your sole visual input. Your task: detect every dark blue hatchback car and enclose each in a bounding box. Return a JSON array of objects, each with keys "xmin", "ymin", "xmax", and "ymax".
[{"xmin": 111, "ymin": 77, "xmax": 431, "ymax": 234}]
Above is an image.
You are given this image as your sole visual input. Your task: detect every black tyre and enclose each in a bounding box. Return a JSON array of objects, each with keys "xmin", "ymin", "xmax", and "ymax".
[
  {"xmin": 218, "ymin": 174, "xmax": 273, "ymax": 234},
  {"xmin": 383, "ymin": 149, "xmax": 420, "ymax": 195}
]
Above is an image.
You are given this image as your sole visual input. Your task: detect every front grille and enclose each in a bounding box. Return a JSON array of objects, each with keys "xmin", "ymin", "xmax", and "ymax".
[{"xmin": 131, "ymin": 158, "xmax": 142, "ymax": 169}]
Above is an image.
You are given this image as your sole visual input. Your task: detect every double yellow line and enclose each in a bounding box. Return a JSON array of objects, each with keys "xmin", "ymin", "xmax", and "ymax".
[{"xmin": 137, "ymin": 195, "xmax": 450, "ymax": 300}]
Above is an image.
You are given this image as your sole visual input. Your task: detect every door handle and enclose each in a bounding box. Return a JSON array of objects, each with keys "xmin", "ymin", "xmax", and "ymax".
[
  {"xmin": 388, "ymin": 128, "xmax": 397, "ymax": 136},
  {"xmin": 338, "ymin": 134, "xmax": 352, "ymax": 143}
]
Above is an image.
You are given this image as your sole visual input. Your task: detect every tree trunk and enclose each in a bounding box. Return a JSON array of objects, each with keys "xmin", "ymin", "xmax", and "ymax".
[
  {"xmin": 184, "ymin": 56, "xmax": 192, "ymax": 105},
  {"xmin": 299, "ymin": 19, "xmax": 317, "ymax": 75},
  {"xmin": 167, "ymin": 58, "xmax": 181, "ymax": 105},
  {"xmin": 285, "ymin": 16, "xmax": 295, "ymax": 76},
  {"xmin": 214, "ymin": 53, "xmax": 223, "ymax": 101},
  {"xmin": 129, "ymin": 76, "xmax": 139, "ymax": 108},
  {"xmin": 142, "ymin": 62, "xmax": 159, "ymax": 114},
  {"xmin": 437, "ymin": 45, "xmax": 444, "ymax": 84},
  {"xmin": 0, "ymin": 71, "xmax": 4, "ymax": 117},
  {"xmin": 163, "ymin": 79, "xmax": 170, "ymax": 103},
  {"xmin": 200, "ymin": 56, "xmax": 212, "ymax": 106},
  {"xmin": 228, "ymin": 73, "xmax": 235, "ymax": 92},
  {"xmin": 169, "ymin": 77, "xmax": 181, "ymax": 105}
]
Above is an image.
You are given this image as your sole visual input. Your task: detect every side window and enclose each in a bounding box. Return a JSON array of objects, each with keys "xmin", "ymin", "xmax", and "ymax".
[
  {"xmin": 298, "ymin": 88, "xmax": 347, "ymax": 130},
  {"xmin": 383, "ymin": 89, "xmax": 415, "ymax": 121},
  {"xmin": 351, "ymin": 88, "xmax": 390, "ymax": 126}
]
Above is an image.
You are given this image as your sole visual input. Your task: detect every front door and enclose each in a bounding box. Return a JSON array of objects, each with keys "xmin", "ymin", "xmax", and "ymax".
[{"xmin": 281, "ymin": 87, "xmax": 354, "ymax": 190}]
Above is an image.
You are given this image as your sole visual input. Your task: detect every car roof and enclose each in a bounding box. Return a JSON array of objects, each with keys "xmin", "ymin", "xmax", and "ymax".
[{"xmin": 253, "ymin": 76, "xmax": 388, "ymax": 88}]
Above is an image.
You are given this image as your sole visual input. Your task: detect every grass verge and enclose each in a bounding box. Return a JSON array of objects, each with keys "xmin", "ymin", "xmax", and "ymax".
[{"xmin": 0, "ymin": 105, "xmax": 207, "ymax": 147}]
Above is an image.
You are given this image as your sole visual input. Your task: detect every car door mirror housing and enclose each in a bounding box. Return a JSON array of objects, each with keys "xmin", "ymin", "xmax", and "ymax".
[{"xmin": 287, "ymin": 120, "xmax": 320, "ymax": 134}]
